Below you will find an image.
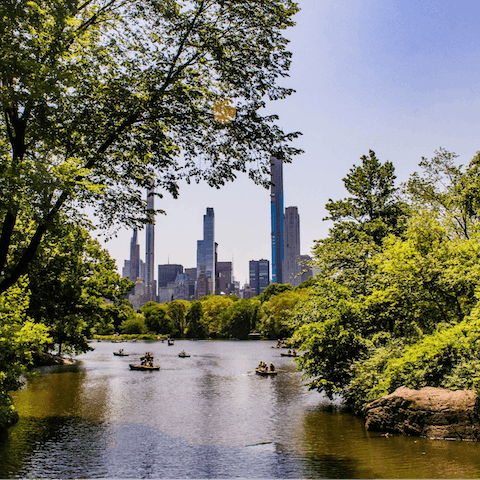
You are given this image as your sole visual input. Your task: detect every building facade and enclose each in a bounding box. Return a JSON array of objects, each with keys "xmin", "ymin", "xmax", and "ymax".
[
  {"xmin": 249, "ymin": 259, "xmax": 270, "ymax": 296},
  {"xmin": 196, "ymin": 207, "xmax": 215, "ymax": 297},
  {"xmin": 144, "ymin": 187, "xmax": 156, "ymax": 302},
  {"xmin": 129, "ymin": 229, "xmax": 140, "ymax": 285},
  {"xmin": 216, "ymin": 261, "xmax": 233, "ymax": 295},
  {"xmin": 270, "ymin": 156, "xmax": 284, "ymax": 284},
  {"xmin": 158, "ymin": 264, "xmax": 184, "ymax": 288},
  {"xmin": 283, "ymin": 206, "xmax": 301, "ymax": 286}
]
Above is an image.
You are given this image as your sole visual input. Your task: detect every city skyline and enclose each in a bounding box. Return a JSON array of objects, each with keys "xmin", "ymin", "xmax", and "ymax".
[{"xmin": 104, "ymin": 0, "xmax": 480, "ymax": 286}]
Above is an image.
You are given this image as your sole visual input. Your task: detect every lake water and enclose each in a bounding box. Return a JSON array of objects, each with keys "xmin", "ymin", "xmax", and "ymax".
[{"xmin": 1, "ymin": 339, "xmax": 480, "ymax": 478}]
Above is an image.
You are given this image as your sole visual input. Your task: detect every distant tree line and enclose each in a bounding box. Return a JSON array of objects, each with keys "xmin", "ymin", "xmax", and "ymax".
[{"xmin": 110, "ymin": 280, "xmax": 312, "ymax": 340}]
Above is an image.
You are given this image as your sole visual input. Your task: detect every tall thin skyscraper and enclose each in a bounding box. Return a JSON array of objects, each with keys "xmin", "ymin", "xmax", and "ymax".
[
  {"xmin": 196, "ymin": 207, "xmax": 215, "ymax": 296},
  {"xmin": 283, "ymin": 206, "xmax": 301, "ymax": 286},
  {"xmin": 145, "ymin": 187, "xmax": 156, "ymax": 301},
  {"xmin": 129, "ymin": 229, "xmax": 140, "ymax": 285},
  {"xmin": 270, "ymin": 156, "xmax": 284, "ymax": 284}
]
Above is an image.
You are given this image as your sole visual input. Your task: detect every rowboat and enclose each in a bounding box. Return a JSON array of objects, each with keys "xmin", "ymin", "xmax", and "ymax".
[
  {"xmin": 113, "ymin": 351, "xmax": 129, "ymax": 356},
  {"xmin": 255, "ymin": 368, "xmax": 278, "ymax": 376},
  {"xmin": 129, "ymin": 364, "xmax": 160, "ymax": 371},
  {"xmin": 178, "ymin": 350, "xmax": 190, "ymax": 358},
  {"xmin": 280, "ymin": 352, "xmax": 297, "ymax": 357}
]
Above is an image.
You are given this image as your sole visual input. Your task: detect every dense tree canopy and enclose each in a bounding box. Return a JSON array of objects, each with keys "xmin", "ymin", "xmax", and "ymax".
[
  {"xmin": 293, "ymin": 149, "xmax": 480, "ymax": 412},
  {"xmin": 27, "ymin": 224, "xmax": 132, "ymax": 354},
  {"xmin": 0, "ymin": 0, "xmax": 301, "ymax": 294}
]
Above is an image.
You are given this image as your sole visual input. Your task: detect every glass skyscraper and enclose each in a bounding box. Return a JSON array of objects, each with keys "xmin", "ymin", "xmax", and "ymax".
[{"xmin": 196, "ymin": 207, "xmax": 215, "ymax": 295}]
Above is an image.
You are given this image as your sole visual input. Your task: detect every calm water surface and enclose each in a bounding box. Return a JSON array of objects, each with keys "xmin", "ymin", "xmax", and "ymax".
[{"xmin": 1, "ymin": 340, "xmax": 480, "ymax": 478}]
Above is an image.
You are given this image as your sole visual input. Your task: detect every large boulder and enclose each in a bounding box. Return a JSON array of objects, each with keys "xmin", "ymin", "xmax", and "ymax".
[{"xmin": 363, "ymin": 386, "xmax": 480, "ymax": 440}]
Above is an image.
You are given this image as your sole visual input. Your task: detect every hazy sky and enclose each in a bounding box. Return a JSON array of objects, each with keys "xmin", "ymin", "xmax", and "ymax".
[{"xmin": 103, "ymin": 0, "xmax": 480, "ymax": 286}]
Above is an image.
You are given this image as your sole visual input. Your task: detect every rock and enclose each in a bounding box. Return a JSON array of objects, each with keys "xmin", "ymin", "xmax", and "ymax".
[
  {"xmin": 363, "ymin": 386, "xmax": 480, "ymax": 440},
  {"xmin": 31, "ymin": 351, "xmax": 76, "ymax": 366}
]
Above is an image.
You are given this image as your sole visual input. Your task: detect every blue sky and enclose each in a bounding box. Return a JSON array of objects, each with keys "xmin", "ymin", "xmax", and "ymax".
[{"xmin": 104, "ymin": 0, "xmax": 480, "ymax": 286}]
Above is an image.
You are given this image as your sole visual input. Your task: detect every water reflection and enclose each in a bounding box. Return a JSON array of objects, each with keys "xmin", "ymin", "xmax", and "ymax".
[{"xmin": 1, "ymin": 340, "xmax": 480, "ymax": 478}]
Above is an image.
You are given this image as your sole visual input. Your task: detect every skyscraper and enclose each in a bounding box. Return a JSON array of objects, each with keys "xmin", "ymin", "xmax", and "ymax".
[
  {"xmin": 145, "ymin": 187, "xmax": 156, "ymax": 302},
  {"xmin": 196, "ymin": 207, "xmax": 215, "ymax": 296},
  {"xmin": 129, "ymin": 229, "xmax": 140, "ymax": 287},
  {"xmin": 249, "ymin": 259, "xmax": 270, "ymax": 296},
  {"xmin": 270, "ymin": 156, "xmax": 284, "ymax": 284},
  {"xmin": 283, "ymin": 206, "xmax": 301, "ymax": 286},
  {"xmin": 216, "ymin": 261, "xmax": 233, "ymax": 295}
]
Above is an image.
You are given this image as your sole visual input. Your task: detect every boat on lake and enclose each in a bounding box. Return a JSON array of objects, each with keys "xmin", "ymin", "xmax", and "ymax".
[
  {"xmin": 178, "ymin": 350, "xmax": 190, "ymax": 358},
  {"xmin": 280, "ymin": 350, "xmax": 297, "ymax": 357},
  {"xmin": 113, "ymin": 350, "xmax": 129, "ymax": 356},
  {"xmin": 129, "ymin": 364, "xmax": 160, "ymax": 371},
  {"xmin": 129, "ymin": 352, "xmax": 160, "ymax": 371},
  {"xmin": 255, "ymin": 368, "xmax": 278, "ymax": 376},
  {"xmin": 167, "ymin": 339, "xmax": 174, "ymax": 346}
]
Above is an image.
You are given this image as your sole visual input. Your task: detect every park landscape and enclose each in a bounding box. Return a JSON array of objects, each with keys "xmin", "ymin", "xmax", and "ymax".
[{"xmin": 2, "ymin": 0, "xmax": 480, "ymax": 477}]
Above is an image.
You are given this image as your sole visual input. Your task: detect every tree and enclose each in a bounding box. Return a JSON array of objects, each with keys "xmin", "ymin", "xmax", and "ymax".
[
  {"xmin": 404, "ymin": 148, "xmax": 480, "ymax": 239},
  {"xmin": 185, "ymin": 301, "xmax": 206, "ymax": 338},
  {"xmin": 27, "ymin": 224, "xmax": 132, "ymax": 355},
  {"xmin": 0, "ymin": 0, "xmax": 301, "ymax": 295},
  {"xmin": 120, "ymin": 312, "xmax": 147, "ymax": 334},
  {"xmin": 259, "ymin": 288, "xmax": 310, "ymax": 338},
  {"xmin": 259, "ymin": 283, "xmax": 293, "ymax": 302},
  {"xmin": 167, "ymin": 300, "xmax": 190, "ymax": 337},
  {"xmin": 313, "ymin": 150, "xmax": 408, "ymax": 294},
  {"xmin": 99, "ymin": 298, "xmax": 135, "ymax": 334},
  {"xmin": 140, "ymin": 301, "xmax": 172, "ymax": 335},
  {"xmin": 220, "ymin": 298, "xmax": 260, "ymax": 339},
  {"xmin": 200, "ymin": 295, "xmax": 234, "ymax": 336},
  {"xmin": 324, "ymin": 150, "xmax": 407, "ymax": 243},
  {"xmin": 0, "ymin": 278, "xmax": 50, "ymax": 429}
]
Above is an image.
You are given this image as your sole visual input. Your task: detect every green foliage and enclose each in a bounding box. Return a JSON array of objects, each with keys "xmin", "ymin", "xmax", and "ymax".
[
  {"xmin": 313, "ymin": 150, "xmax": 409, "ymax": 295},
  {"xmin": 120, "ymin": 313, "xmax": 147, "ymax": 335},
  {"xmin": 0, "ymin": 278, "xmax": 51, "ymax": 430},
  {"xmin": 185, "ymin": 301, "xmax": 206, "ymax": 339},
  {"xmin": 200, "ymin": 296, "xmax": 235, "ymax": 337},
  {"xmin": 140, "ymin": 302, "xmax": 173, "ymax": 335},
  {"xmin": 220, "ymin": 299, "xmax": 261, "ymax": 339},
  {"xmin": 292, "ymin": 149, "xmax": 480, "ymax": 412},
  {"xmin": 27, "ymin": 224, "xmax": 131, "ymax": 355},
  {"xmin": 259, "ymin": 288, "xmax": 310, "ymax": 339},
  {"xmin": 259, "ymin": 283, "xmax": 293, "ymax": 303},
  {"xmin": 0, "ymin": 0, "xmax": 302, "ymax": 295},
  {"xmin": 167, "ymin": 300, "xmax": 191, "ymax": 337},
  {"xmin": 98, "ymin": 299, "xmax": 136, "ymax": 335}
]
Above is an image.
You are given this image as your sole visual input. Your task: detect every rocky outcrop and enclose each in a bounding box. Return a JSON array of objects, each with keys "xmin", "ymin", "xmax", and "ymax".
[
  {"xmin": 31, "ymin": 351, "xmax": 76, "ymax": 367},
  {"xmin": 363, "ymin": 386, "xmax": 480, "ymax": 440}
]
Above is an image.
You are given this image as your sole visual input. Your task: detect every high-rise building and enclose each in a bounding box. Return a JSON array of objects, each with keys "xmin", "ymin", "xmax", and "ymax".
[
  {"xmin": 122, "ymin": 260, "xmax": 131, "ymax": 279},
  {"xmin": 270, "ymin": 156, "xmax": 284, "ymax": 284},
  {"xmin": 185, "ymin": 267, "xmax": 197, "ymax": 299},
  {"xmin": 196, "ymin": 207, "xmax": 215, "ymax": 296},
  {"xmin": 129, "ymin": 229, "xmax": 140, "ymax": 285},
  {"xmin": 145, "ymin": 187, "xmax": 156, "ymax": 302},
  {"xmin": 158, "ymin": 264, "xmax": 184, "ymax": 288},
  {"xmin": 283, "ymin": 206, "xmax": 301, "ymax": 286},
  {"xmin": 249, "ymin": 259, "xmax": 270, "ymax": 296},
  {"xmin": 216, "ymin": 261, "xmax": 233, "ymax": 295}
]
